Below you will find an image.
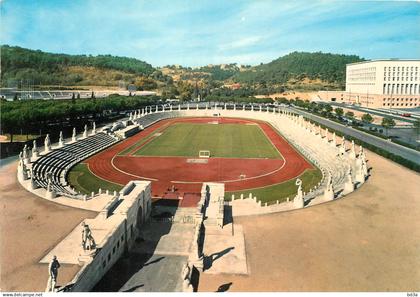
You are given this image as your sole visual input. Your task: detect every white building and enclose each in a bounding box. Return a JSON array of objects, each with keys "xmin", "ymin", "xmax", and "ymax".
[
  {"xmin": 318, "ymin": 60, "xmax": 420, "ymax": 109},
  {"xmin": 346, "ymin": 60, "xmax": 420, "ymax": 96}
]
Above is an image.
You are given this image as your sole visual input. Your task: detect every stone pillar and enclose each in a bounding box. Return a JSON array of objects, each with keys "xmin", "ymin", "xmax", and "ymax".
[
  {"xmin": 233, "ymin": 104, "xmax": 236, "ymax": 111},
  {"xmin": 259, "ymin": 105, "xmax": 262, "ymax": 112},
  {"xmin": 187, "ymin": 103, "xmax": 190, "ymax": 110},
  {"xmin": 178, "ymin": 104, "xmax": 181, "ymax": 111}
]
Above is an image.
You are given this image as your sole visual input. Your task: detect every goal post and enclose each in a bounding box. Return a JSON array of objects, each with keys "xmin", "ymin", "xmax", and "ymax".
[{"xmin": 199, "ymin": 150, "xmax": 211, "ymax": 158}]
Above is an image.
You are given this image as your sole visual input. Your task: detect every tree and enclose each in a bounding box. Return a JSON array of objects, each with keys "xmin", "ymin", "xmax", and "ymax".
[
  {"xmin": 77, "ymin": 93, "xmax": 80, "ymax": 99},
  {"xmin": 334, "ymin": 108, "xmax": 343, "ymax": 117},
  {"xmin": 345, "ymin": 111, "xmax": 354, "ymax": 119},
  {"xmin": 361, "ymin": 113, "xmax": 373, "ymax": 124},
  {"xmin": 91, "ymin": 91, "xmax": 95, "ymax": 99},
  {"xmin": 324, "ymin": 104, "xmax": 333, "ymax": 113},
  {"xmin": 381, "ymin": 117, "xmax": 396, "ymax": 136}
]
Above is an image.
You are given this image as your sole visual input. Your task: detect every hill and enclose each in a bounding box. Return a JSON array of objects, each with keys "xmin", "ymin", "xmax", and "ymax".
[
  {"xmin": 233, "ymin": 52, "xmax": 364, "ymax": 90},
  {"xmin": 0, "ymin": 45, "xmax": 159, "ymax": 87}
]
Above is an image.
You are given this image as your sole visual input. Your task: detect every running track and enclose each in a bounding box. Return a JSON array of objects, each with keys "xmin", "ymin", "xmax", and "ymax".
[{"xmin": 86, "ymin": 117, "xmax": 312, "ymax": 197}]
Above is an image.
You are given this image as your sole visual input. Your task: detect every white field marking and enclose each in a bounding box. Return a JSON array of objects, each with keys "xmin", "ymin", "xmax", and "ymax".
[
  {"xmin": 111, "ymin": 154, "xmax": 159, "ymax": 181},
  {"xmin": 224, "ymin": 169, "xmax": 312, "ymax": 193},
  {"xmin": 186, "ymin": 158, "xmax": 209, "ymax": 164},
  {"xmin": 171, "ymin": 157, "xmax": 287, "ymax": 184},
  {"xmin": 86, "ymin": 163, "xmax": 126, "ymax": 186},
  {"xmin": 170, "ymin": 121, "xmax": 291, "ymax": 184},
  {"xmin": 256, "ymin": 122, "xmax": 285, "ymax": 162}
]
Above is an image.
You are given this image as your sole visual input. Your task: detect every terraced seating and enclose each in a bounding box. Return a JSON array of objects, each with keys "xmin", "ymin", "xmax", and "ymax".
[{"xmin": 31, "ymin": 132, "xmax": 118, "ymax": 198}]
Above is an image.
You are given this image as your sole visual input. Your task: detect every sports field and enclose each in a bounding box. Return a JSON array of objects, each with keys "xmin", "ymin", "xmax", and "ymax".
[
  {"xmin": 72, "ymin": 117, "xmax": 317, "ymax": 200},
  {"xmin": 133, "ymin": 123, "xmax": 281, "ymax": 159}
]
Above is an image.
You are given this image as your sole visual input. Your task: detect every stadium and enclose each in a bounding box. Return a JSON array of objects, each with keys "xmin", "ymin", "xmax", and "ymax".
[{"xmin": 15, "ymin": 103, "xmax": 369, "ymax": 291}]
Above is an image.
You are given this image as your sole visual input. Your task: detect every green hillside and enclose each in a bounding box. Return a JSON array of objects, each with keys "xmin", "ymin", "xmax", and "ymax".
[
  {"xmin": 0, "ymin": 45, "xmax": 156, "ymax": 86},
  {"xmin": 234, "ymin": 51, "xmax": 364, "ymax": 87}
]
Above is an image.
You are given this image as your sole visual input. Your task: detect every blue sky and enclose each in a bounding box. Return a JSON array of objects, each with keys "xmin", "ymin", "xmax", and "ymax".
[{"xmin": 1, "ymin": 0, "xmax": 419, "ymax": 67}]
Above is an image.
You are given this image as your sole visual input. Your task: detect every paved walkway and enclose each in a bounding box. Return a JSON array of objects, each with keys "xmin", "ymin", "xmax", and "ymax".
[
  {"xmin": 0, "ymin": 161, "xmax": 97, "ymax": 291},
  {"xmin": 199, "ymin": 150, "xmax": 420, "ymax": 292}
]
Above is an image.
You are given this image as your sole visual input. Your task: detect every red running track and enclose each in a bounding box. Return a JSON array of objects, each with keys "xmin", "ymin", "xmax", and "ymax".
[{"xmin": 86, "ymin": 117, "xmax": 312, "ymax": 197}]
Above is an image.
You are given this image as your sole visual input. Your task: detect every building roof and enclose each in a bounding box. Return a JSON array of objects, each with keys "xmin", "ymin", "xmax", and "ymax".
[{"xmin": 347, "ymin": 59, "xmax": 420, "ymax": 66}]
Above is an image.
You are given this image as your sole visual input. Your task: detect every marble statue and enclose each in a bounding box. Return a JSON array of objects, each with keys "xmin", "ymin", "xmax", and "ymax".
[
  {"xmin": 83, "ymin": 125, "xmax": 88, "ymax": 138},
  {"xmin": 22, "ymin": 144, "xmax": 28, "ymax": 159},
  {"xmin": 91, "ymin": 122, "xmax": 96, "ymax": 135},
  {"xmin": 72, "ymin": 127, "xmax": 77, "ymax": 142},
  {"xmin": 340, "ymin": 137, "xmax": 346, "ymax": 154},
  {"xmin": 293, "ymin": 178, "xmax": 304, "ymax": 208},
  {"xmin": 349, "ymin": 140, "xmax": 356, "ymax": 159},
  {"xmin": 44, "ymin": 134, "xmax": 51, "ymax": 153},
  {"xmin": 343, "ymin": 167, "xmax": 355, "ymax": 195},
  {"xmin": 45, "ymin": 255, "xmax": 60, "ymax": 292},
  {"xmin": 58, "ymin": 131, "xmax": 64, "ymax": 147},
  {"xmin": 32, "ymin": 140, "xmax": 39, "ymax": 159},
  {"xmin": 81, "ymin": 222, "xmax": 96, "ymax": 251},
  {"xmin": 323, "ymin": 172, "xmax": 334, "ymax": 201}
]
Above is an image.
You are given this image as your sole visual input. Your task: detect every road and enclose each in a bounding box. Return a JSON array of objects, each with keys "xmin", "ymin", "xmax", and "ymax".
[
  {"xmin": 291, "ymin": 107, "xmax": 420, "ymax": 165},
  {"xmin": 327, "ymin": 102, "xmax": 418, "ymax": 123}
]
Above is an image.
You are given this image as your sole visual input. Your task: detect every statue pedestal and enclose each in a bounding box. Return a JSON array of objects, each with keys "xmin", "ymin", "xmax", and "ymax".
[
  {"xmin": 78, "ymin": 249, "xmax": 96, "ymax": 264},
  {"xmin": 343, "ymin": 181, "xmax": 355, "ymax": 195},
  {"xmin": 46, "ymin": 190, "xmax": 56, "ymax": 199},
  {"xmin": 323, "ymin": 189, "xmax": 334, "ymax": 201},
  {"xmin": 293, "ymin": 193, "xmax": 304, "ymax": 209}
]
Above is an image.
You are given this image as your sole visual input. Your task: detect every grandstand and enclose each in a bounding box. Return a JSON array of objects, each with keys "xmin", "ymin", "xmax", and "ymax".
[{"xmin": 31, "ymin": 132, "xmax": 118, "ymax": 198}]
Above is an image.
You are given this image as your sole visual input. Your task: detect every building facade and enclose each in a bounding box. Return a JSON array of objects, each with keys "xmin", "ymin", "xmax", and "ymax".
[
  {"xmin": 318, "ymin": 60, "xmax": 420, "ymax": 109},
  {"xmin": 346, "ymin": 60, "xmax": 420, "ymax": 108}
]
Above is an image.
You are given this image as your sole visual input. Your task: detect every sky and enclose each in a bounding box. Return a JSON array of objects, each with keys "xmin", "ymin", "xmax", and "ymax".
[{"xmin": 1, "ymin": 0, "xmax": 419, "ymax": 67}]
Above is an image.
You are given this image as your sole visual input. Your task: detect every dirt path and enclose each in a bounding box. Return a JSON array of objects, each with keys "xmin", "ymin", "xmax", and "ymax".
[
  {"xmin": 198, "ymin": 151, "xmax": 420, "ymax": 292},
  {"xmin": 0, "ymin": 162, "xmax": 97, "ymax": 291}
]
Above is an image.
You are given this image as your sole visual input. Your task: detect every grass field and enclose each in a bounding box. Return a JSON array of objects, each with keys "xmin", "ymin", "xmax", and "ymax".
[
  {"xmin": 68, "ymin": 163, "xmax": 123, "ymax": 194},
  {"xmin": 133, "ymin": 123, "xmax": 281, "ymax": 159},
  {"xmin": 226, "ymin": 168, "xmax": 322, "ymax": 204}
]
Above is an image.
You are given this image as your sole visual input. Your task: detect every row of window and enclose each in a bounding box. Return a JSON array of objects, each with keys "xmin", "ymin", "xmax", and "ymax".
[
  {"xmin": 384, "ymin": 66, "xmax": 418, "ymax": 72},
  {"xmin": 102, "ymin": 232, "xmax": 125, "ymax": 269},
  {"xmin": 349, "ymin": 66, "xmax": 376, "ymax": 73},
  {"xmin": 383, "ymin": 97, "xmax": 418, "ymax": 101},
  {"xmin": 383, "ymin": 102, "xmax": 419, "ymax": 107},
  {"xmin": 383, "ymin": 76, "xmax": 418, "ymax": 82},
  {"xmin": 384, "ymin": 72, "xmax": 417, "ymax": 77},
  {"xmin": 383, "ymin": 83, "xmax": 419, "ymax": 95}
]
